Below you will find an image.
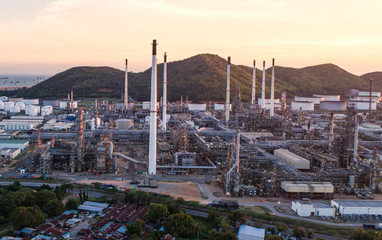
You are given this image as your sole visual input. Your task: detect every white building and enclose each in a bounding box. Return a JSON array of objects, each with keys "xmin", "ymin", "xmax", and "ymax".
[
  {"xmin": 348, "ymin": 100, "xmax": 377, "ymax": 110},
  {"xmin": 0, "ymin": 140, "xmax": 29, "ymax": 150},
  {"xmin": 214, "ymin": 103, "xmax": 231, "ymax": 111},
  {"xmin": 23, "ymin": 99, "xmax": 39, "ymax": 105},
  {"xmin": 320, "ymin": 101, "xmax": 347, "ymax": 111},
  {"xmin": 188, "ymin": 103, "xmax": 207, "ymax": 111},
  {"xmin": 59, "ymin": 101, "xmax": 78, "ymax": 109},
  {"xmin": 331, "ymin": 200, "xmax": 382, "ymax": 216},
  {"xmin": 0, "ymin": 148, "xmax": 21, "ymax": 159},
  {"xmin": 294, "ymin": 96, "xmax": 323, "ymax": 104},
  {"xmin": 313, "ymin": 95, "xmax": 341, "ymax": 101},
  {"xmin": 142, "ymin": 101, "xmax": 159, "ymax": 110},
  {"xmin": 274, "ymin": 149, "xmax": 310, "ymax": 170},
  {"xmin": 237, "ymin": 225, "xmax": 265, "ymax": 240},
  {"xmin": 292, "ymin": 201, "xmax": 335, "ymax": 217},
  {"xmin": 291, "ymin": 101, "xmax": 314, "ymax": 111}
]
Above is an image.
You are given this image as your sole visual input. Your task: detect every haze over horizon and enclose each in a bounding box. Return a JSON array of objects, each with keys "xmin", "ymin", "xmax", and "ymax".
[{"xmin": 1, "ymin": 0, "xmax": 381, "ymax": 76}]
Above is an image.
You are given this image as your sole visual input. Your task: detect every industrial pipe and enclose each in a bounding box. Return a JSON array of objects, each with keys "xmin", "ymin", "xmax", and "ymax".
[
  {"xmin": 261, "ymin": 61, "xmax": 266, "ymax": 109},
  {"xmin": 225, "ymin": 57, "xmax": 231, "ymax": 124},
  {"xmin": 251, "ymin": 60, "xmax": 256, "ymax": 106},
  {"xmin": 270, "ymin": 58, "xmax": 275, "ymax": 116},
  {"xmin": 162, "ymin": 53, "xmax": 167, "ymax": 131}
]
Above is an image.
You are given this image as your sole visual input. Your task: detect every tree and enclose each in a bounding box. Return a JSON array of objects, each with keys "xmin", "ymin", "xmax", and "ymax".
[
  {"xmin": 37, "ymin": 184, "xmax": 52, "ymax": 191},
  {"xmin": 0, "ymin": 193, "xmax": 16, "ymax": 217},
  {"xmin": 145, "ymin": 203, "xmax": 169, "ymax": 222},
  {"xmin": 164, "ymin": 212, "xmax": 197, "ymax": 238},
  {"xmin": 276, "ymin": 223, "xmax": 288, "ymax": 233},
  {"xmin": 35, "ymin": 189, "xmax": 57, "ymax": 209},
  {"xmin": 17, "ymin": 188, "xmax": 36, "ymax": 206},
  {"xmin": 306, "ymin": 229, "xmax": 314, "ymax": 239},
  {"xmin": 127, "ymin": 220, "xmax": 145, "ymax": 237},
  {"xmin": 292, "ymin": 227, "xmax": 306, "ymax": 240},
  {"xmin": 144, "ymin": 230, "xmax": 161, "ymax": 240},
  {"xmin": 209, "ymin": 229, "xmax": 238, "ymax": 240},
  {"xmin": 350, "ymin": 229, "xmax": 382, "ymax": 240},
  {"xmin": 227, "ymin": 210, "xmax": 246, "ymax": 228},
  {"xmin": 43, "ymin": 199, "xmax": 63, "ymax": 217},
  {"xmin": 11, "ymin": 206, "xmax": 45, "ymax": 229},
  {"xmin": 7, "ymin": 181, "xmax": 22, "ymax": 192},
  {"xmin": 207, "ymin": 209, "xmax": 221, "ymax": 228},
  {"xmin": 66, "ymin": 198, "xmax": 80, "ymax": 210}
]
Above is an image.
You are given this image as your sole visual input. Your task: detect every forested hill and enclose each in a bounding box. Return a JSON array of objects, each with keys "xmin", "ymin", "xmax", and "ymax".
[{"xmin": 19, "ymin": 54, "xmax": 381, "ymax": 102}]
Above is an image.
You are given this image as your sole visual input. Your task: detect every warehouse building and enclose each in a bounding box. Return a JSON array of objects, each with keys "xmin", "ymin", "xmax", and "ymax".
[
  {"xmin": 291, "ymin": 101, "xmax": 315, "ymax": 111},
  {"xmin": 320, "ymin": 101, "xmax": 347, "ymax": 111},
  {"xmin": 331, "ymin": 200, "xmax": 382, "ymax": 216},
  {"xmin": 281, "ymin": 181, "xmax": 334, "ymax": 199},
  {"xmin": 292, "ymin": 200, "xmax": 335, "ymax": 217},
  {"xmin": 274, "ymin": 149, "xmax": 310, "ymax": 170},
  {"xmin": 188, "ymin": 103, "xmax": 207, "ymax": 111},
  {"xmin": 237, "ymin": 225, "xmax": 265, "ymax": 240},
  {"xmin": 294, "ymin": 96, "xmax": 323, "ymax": 104},
  {"xmin": 313, "ymin": 95, "xmax": 341, "ymax": 101}
]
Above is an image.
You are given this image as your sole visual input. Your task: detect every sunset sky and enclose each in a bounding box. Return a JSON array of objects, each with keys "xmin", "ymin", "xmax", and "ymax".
[{"xmin": 1, "ymin": 0, "xmax": 381, "ymax": 75}]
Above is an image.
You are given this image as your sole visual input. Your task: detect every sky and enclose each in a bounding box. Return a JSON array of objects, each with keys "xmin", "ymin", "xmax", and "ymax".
[{"xmin": 1, "ymin": 0, "xmax": 381, "ymax": 75}]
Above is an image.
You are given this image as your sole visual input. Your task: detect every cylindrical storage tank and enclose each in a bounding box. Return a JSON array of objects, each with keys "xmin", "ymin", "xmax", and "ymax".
[
  {"xmin": 23, "ymin": 99, "xmax": 39, "ymax": 105},
  {"xmin": 4, "ymin": 102, "xmax": 14, "ymax": 111},
  {"xmin": 0, "ymin": 96, "xmax": 8, "ymax": 102},
  {"xmin": 59, "ymin": 101, "xmax": 68, "ymax": 109},
  {"xmin": 15, "ymin": 102, "xmax": 26, "ymax": 111},
  {"xmin": 43, "ymin": 100, "xmax": 59, "ymax": 107},
  {"xmin": 116, "ymin": 119, "xmax": 134, "ymax": 130},
  {"xmin": 10, "ymin": 106, "xmax": 20, "ymax": 113},
  {"xmin": 27, "ymin": 106, "xmax": 38, "ymax": 116},
  {"xmin": 320, "ymin": 101, "xmax": 347, "ymax": 111},
  {"xmin": 0, "ymin": 101, "xmax": 4, "ymax": 110},
  {"xmin": 8, "ymin": 97, "xmax": 23, "ymax": 103},
  {"xmin": 41, "ymin": 106, "xmax": 53, "ymax": 116}
]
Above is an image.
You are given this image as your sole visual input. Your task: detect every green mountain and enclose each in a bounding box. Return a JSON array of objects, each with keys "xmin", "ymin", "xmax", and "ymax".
[
  {"xmin": 19, "ymin": 54, "xmax": 381, "ymax": 102},
  {"xmin": 361, "ymin": 72, "xmax": 382, "ymax": 90}
]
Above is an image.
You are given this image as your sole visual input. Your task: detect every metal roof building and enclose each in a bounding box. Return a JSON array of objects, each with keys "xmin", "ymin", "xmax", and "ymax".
[{"xmin": 331, "ymin": 200, "xmax": 382, "ymax": 216}]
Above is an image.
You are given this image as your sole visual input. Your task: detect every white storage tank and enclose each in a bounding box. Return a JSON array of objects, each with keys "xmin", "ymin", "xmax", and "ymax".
[
  {"xmin": 23, "ymin": 99, "xmax": 39, "ymax": 105},
  {"xmin": 4, "ymin": 102, "xmax": 14, "ymax": 111},
  {"xmin": 27, "ymin": 106, "xmax": 39, "ymax": 116},
  {"xmin": 43, "ymin": 100, "xmax": 59, "ymax": 107},
  {"xmin": 41, "ymin": 106, "xmax": 53, "ymax": 116},
  {"xmin": 291, "ymin": 101, "xmax": 314, "ymax": 111},
  {"xmin": 116, "ymin": 119, "xmax": 134, "ymax": 130},
  {"xmin": 0, "ymin": 101, "xmax": 4, "ymax": 110},
  {"xmin": 15, "ymin": 102, "xmax": 26, "ymax": 111},
  {"xmin": 10, "ymin": 106, "xmax": 20, "ymax": 113},
  {"xmin": 0, "ymin": 96, "xmax": 8, "ymax": 102}
]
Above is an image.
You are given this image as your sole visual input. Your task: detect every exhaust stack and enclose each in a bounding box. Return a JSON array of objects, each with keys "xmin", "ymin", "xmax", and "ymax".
[
  {"xmin": 270, "ymin": 58, "xmax": 275, "ymax": 116},
  {"xmin": 225, "ymin": 57, "xmax": 231, "ymax": 124},
  {"xmin": 251, "ymin": 60, "xmax": 256, "ymax": 106},
  {"xmin": 236, "ymin": 130, "xmax": 240, "ymax": 174},
  {"xmin": 162, "ymin": 53, "xmax": 167, "ymax": 131},
  {"xmin": 148, "ymin": 40, "xmax": 158, "ymax": 175},
  {"xmin": 261, "ymin": 61, "xmax": 266, "ymax": 109},
  {"xmin": 124, "ymin": 59, "xmax": 128, "ymax": 110}
]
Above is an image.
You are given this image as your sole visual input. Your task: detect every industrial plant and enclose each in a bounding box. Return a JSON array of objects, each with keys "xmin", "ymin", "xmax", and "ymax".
[{"xmin": 1, "ymin": 39, "xmax": 382, "ymax": 221}]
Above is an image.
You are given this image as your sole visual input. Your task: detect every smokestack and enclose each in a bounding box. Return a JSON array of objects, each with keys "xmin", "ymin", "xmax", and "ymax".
[
  {"xmin": 225, "ymin": 57, "xmax": 231, "ymax": 123},
  {"xmin": 251, "ymin": 60, "xmax": 256, "ymax": 106},
  {"xmin": 162, "ymin": 52, "xmax": 167, "ymax": 131},
  {"xmin": 71, "ymin": 88, "xmax": 73, "ymax": 109},
  {"xmin": 236, "ymin": 130, "xmax": 240, "ymax": 174},
  {"xmin": 261, "ymin": 61, "xmax": 266, "ymax": 109},
  {"xmin": 124, "ymin": 59, "xmax": 128, "ymax": 110},
  {"xmin": 329, "ymin": 112, "xmax": 334, "ymax": 150},
  {"xmin": 148, "ymin": 39, "xmax": 158, "ymax": 175},
  {"xmin": 270, "ymin": 58, "xmax": 275, "ymax": 116},
  {"xmin": 354, "ymin": 122, "xmax": 359, "ymax": 167}
]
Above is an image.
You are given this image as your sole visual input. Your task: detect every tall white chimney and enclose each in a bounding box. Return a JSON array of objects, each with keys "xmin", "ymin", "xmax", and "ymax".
[
  {"xmin": 148, "ymin": 40, "xmax": 158, "ymax": 175},
  {"xmin": 124, "ymin": 59, "xmax": 128, "ymax": 110},
  {"xmin": 225, "ymin": 57, "xmax": 231, "ymax": 124},
  {"xmin": 270, "ymin": 58, "xmax": 275, "ymax": 116},
  {"xmin": 251, "ymin": 60, "xmax": 256, "ymax": 106},
  {"xmin": 261, "ymin": 61, "xmax": 266, "ymax": 109},
  {"xmin": 162, "ymin": 52, "xmax": 167, "ymax": 131}
]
